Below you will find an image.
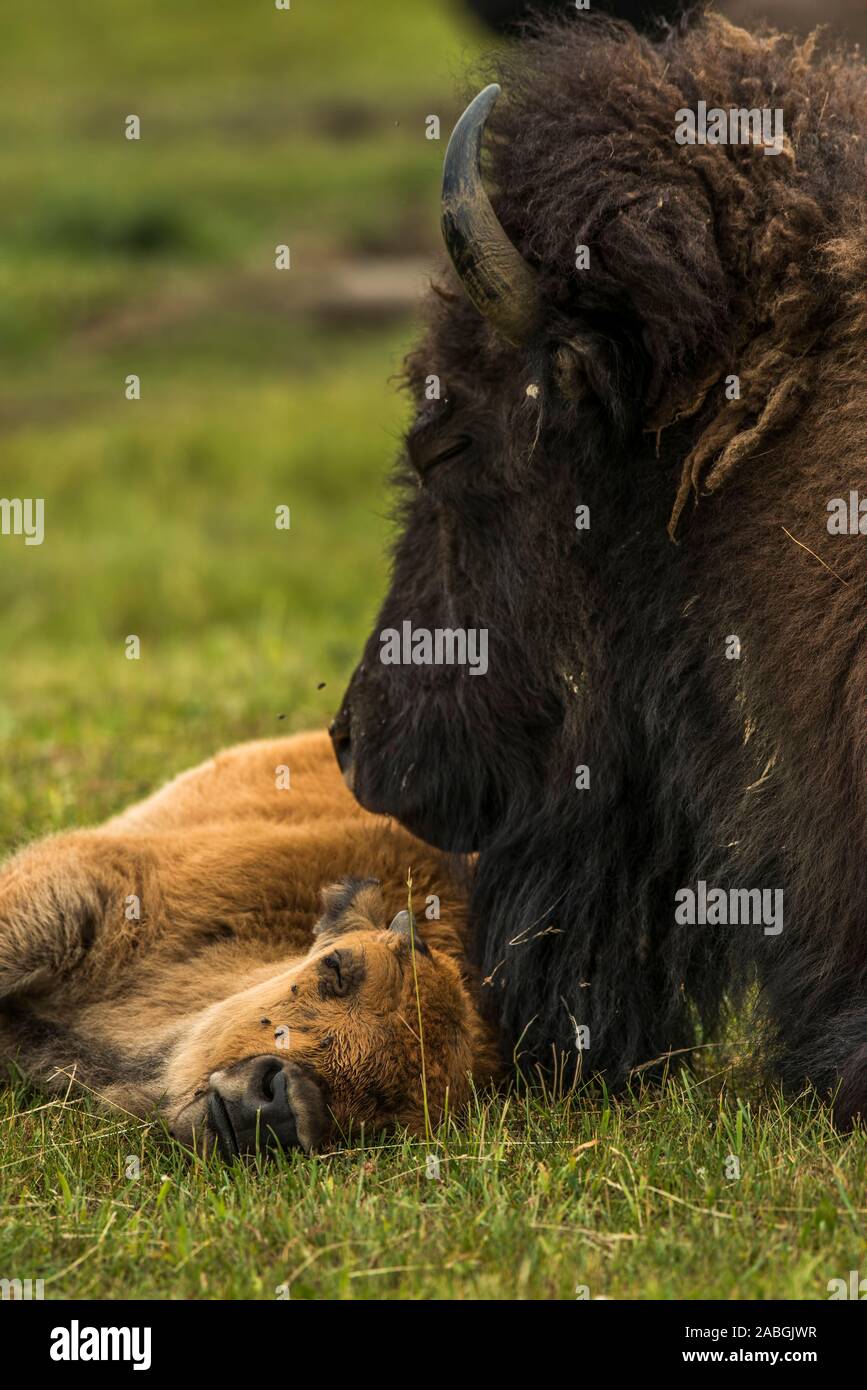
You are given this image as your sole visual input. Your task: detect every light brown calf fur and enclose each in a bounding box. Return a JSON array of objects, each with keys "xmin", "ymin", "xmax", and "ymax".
[{"xmin": 0, "ymin": 731, "xmax": 499, "ymax": 1155}]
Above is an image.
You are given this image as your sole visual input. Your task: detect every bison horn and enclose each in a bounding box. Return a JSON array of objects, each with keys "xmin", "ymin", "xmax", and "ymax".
[
  {"xmin": 389, "ymin": 909, "xmax": 415, "ymax": 940},
  {"xmin": 441, "ymin": 83, "xmax": 540, "ymax": 347},
  {"xmin": 388, "ymin": 907, "xmax": 430, "ymax": 957}
]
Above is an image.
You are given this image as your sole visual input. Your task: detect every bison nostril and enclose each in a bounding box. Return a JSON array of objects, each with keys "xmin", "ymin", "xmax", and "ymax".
[
  {"xmin": 259, "ymin": 1061, "xmax": 282, "ymax": 1104},
  {"xmin": 208, "ymin": 1058, "xmax": 326, "ymax": 1159},
  {"xmin": 208, "ymin": 1062, "xmax": 298, "ymax": 1158},
  {"xmin": 244, "ymin": 1054, "xmax": 286, "ymax": 1107}
]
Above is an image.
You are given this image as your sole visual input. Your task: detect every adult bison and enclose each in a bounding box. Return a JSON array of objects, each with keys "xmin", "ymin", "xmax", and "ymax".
[{"xmin": 331, "ymin": 13, "xmax": 867, "ymax": 1122}]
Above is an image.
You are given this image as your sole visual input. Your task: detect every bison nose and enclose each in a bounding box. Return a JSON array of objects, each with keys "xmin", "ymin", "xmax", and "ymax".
[
  {"xmin": 329, "ymin": 714, "xmax": 354, "ymax": 781},
  {"xmin": 207, "ymin": 1056, "xmax": 324, "ymax": 1159}
]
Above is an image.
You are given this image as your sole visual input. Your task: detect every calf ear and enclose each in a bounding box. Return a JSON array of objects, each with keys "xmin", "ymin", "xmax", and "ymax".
[{"xmin": 313, "ymin": 877, "xmax": 385, "ymax": 939}]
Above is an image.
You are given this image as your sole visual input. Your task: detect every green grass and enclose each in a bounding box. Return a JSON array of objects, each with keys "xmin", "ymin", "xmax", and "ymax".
[
  {"xmin": 3, "ymin": 1068, "xmax": 866, "ymax": 1300},
  {"xmin": 2, "ymin": 0, "xmax": 866, "ymax": 1302}
]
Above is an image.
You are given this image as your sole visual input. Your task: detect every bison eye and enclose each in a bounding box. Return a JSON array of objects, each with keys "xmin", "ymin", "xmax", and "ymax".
[
  {"xmin": 407, "ymin": 397, "xmax": 472, "ymax": 478},
  {"xmin": 421, "ymin": 435, "xmax": 472, "ymax": 474},
  {"xmin": 322, "ymin": 951, "xmax": 349, "ymax": 997},
  {"xmin": 410, "ymin": 431, "xmax": 472, "ymax": 481}
]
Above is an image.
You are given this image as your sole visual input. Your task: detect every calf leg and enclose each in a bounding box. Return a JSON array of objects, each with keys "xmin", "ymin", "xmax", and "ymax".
[
  {"xmin": 0, "ymin": 834, "xmax": 176, "ymax": 1106},
  {"xmin": 0, "ymin": 1000, "xmax": 164, "ymax": 1115},
  {"xmin": 0, "ymin": 827, "xmax": 201, "ymax": 1013}
]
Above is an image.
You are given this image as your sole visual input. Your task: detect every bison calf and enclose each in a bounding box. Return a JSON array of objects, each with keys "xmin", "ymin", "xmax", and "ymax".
[{"xmin": 0, "ymin": 733, "xmax": 498, "ymax": 1156}]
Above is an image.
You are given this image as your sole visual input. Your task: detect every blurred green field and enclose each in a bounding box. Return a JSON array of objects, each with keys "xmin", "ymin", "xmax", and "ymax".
[
  {"xmin": 2, "ymin": 0, "xmax": 866, "ymax": 1304},
  {"xmin": 0, "ymin": 0, "xmax": 484, "ymax": 844}
]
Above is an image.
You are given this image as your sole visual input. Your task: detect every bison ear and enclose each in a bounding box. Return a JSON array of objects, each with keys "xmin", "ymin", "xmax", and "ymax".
[
  {"xmin": 552, "ymin": 331, "xmax": 645, "ymax": 432},
  {"xmin": 553, "ymin": 338, "xmax": 600, "ymax": 403},
  {"xmin": 314, "ymin": 877, "xmax": 386, "ymax": 939}
]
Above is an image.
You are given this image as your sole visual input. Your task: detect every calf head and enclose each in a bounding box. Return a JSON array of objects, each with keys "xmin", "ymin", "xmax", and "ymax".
[{"xmin": 166, "ymin": 879, "xmax": 497, "ymax": 1156}]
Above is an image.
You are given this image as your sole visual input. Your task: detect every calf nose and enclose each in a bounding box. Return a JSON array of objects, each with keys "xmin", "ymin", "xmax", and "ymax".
[
  {"xmin": 329, "ymin": 713, "xmax": 353, "ymax": 779},
  {"xmin": 208, "ymin": 1056, "xmax": 319, "ymax": 1158}
]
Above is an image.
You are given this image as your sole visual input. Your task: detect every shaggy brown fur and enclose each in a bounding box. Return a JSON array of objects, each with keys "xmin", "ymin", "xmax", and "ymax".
[
  {"xmin": 332, "ymin": 13, "xmax": 867, "ymax": 1119},
  {"xmin": 467, "ymin": 13, "xmax": 867, "ymax": 534},
  {"xmin": 0, "ymin": 732, "xmax": 499, "ymax": 1153}
]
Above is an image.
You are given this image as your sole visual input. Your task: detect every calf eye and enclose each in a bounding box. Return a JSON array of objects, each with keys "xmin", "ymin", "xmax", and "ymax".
[{"xmin": 322, "ymin": 951, "xmax": 349, "ymax": 997}]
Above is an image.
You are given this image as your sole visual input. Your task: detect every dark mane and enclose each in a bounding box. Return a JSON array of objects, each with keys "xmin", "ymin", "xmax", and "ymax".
[
  {"xmin": 337, "ymin": 12, "xmax": 867, "ymax": 1126},
  {"xmin": 423, "ymin": 12, "xmax": 867, "ymax": 532}
]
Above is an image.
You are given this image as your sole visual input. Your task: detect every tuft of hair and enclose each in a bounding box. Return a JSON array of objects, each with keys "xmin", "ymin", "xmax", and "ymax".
[
  {"xmin": 314, "ymin": 877, "xmax": 386, "ymax": 937},
  {"xmin": 445, "ymin": 11, "xmax": 867, "ymax": 531}
]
